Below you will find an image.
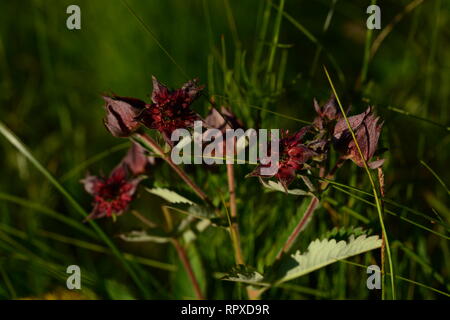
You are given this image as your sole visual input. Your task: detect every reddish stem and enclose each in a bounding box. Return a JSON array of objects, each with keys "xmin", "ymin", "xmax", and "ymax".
[
  {"xmin": 172, "ymin": 238, "xmax": 205, "ymax": 300},
  {"xmin": 226, "ymin": 163, "xmax": 244, "ymax": 265},
  {"xmin": 276, "ymin": 196, "xmax": 320, "ymax": 259}
]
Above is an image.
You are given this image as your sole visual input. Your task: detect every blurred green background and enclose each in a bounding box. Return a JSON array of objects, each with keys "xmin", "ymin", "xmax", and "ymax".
[{"xmin": 0, "ymin": 0, "xmax": 449, "ymax": 299}]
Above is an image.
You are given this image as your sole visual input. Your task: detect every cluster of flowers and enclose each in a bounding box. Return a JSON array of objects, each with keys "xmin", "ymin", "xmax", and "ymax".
[{"xmin": 82, "ymin": 77, "xmax": 383, "ymax": 219}]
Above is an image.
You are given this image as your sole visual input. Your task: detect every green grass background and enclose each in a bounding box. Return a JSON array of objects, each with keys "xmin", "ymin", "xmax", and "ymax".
[{"xmin": 0, "ymin": 0, "xmax": 449, "ymax": 299}]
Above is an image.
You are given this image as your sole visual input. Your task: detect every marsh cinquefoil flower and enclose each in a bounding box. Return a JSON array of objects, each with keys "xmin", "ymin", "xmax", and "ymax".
[
  {"xmin": 137, "ymin": 76, "xmax": 204, "ymax": 145},
  {"xmin": 81, "ymin": 164, "xmax": 142, "ymax": 220},
  {"xmin": 249, "ymin": 127, "xmax": 316, "ymax": 189},
  {"xmin": 102, "ymin": 77, "xmax": 203, "ymax": 145},
  {"xmin": 333, "ymin": 107, "xmax": 384, "ymax": 169},
  {"xmin": 81, "ymin": 142, "xmax": 151, "ymax": 220}
]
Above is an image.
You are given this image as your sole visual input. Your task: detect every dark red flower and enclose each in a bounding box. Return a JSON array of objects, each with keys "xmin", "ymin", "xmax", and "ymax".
[
  {"xmin": 137, "ymin": 76, "xmax": 204, "ymax": 145},
  {"xmin": 103, "ymin": 95, "xmax": 146, "ymax": 137},
  {"xmin": 81, "ymin": 165, "xmax": 142, "ymax": 220},
  {"xmin": 249, "ymin": 127, "xmax": 316, "ymax": 189},
  {"xmin": 333, "ymin": 107, "xmax": 384, "ymax": 169}
]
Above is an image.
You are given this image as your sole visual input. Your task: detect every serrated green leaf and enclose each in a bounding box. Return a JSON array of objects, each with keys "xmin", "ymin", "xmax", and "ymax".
[
  {"xmin": 118, "ymin": 230, "xmax": 171, "ymax": 243},
  {"xmin": 221, "ymin": 229, "xmax": 382, "ymax": 289},
  {"xmin": 146, "ymin": 187, "xmax": 195, "ymax": 205},
  {"xmin": 278, "ymin": 234, "xmax": 382, "ymax": 283},
  {"xmin": 221, "ymin": 265, "xmax": 267, "ymax": 286},
  {"xmin": 320, "ymin": 226, "xmax": 372, "ymax": 241},
  {"xmin": 260, "ymin": 179, "xmax": 311, "ymax": 196}
]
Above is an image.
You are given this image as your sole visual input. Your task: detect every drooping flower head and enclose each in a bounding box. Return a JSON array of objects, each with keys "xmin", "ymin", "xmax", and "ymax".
[
  {"xmin": 137, "ymin": 76, "xmax": 204, "ymax": 145},
  {"xmin": 249, "ymin": 127, "xmax": 316, "ymax": 189},
  {"xmin": 103, "ymin": 95, "xmax": 146, "ymax": 137},
  {"xmin": 333, "ymin": 106, "xmax": 384, "ymax": 169}
]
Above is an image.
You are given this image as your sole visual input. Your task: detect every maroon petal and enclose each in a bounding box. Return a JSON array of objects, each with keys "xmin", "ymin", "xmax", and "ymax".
[
  {"xmin": 109, "ymin": 163, "xmax": 127, "ymax": 182},
  {"xmin": 368, "ymin": 159, "xmax": 385, "ymax": 169},
  {"xmin": 205, "ymin": 108, "xmax": 227, "ymax": 130},
  {"xmin": 321, "ymin": 96, "xmax": 339, "ymax": 120},
  {"xmin": 84, "ymin": 204, "xmax": 107, "ymax": 221},
  {"xmin": 276, "ymin": 165, "xmax": 296, "ymax": 190},
  {"xmin": 151, "ymin": 76, "xmax": 170, "ymax": 105},
  {"xmin": 119, "ymin": 142, "xmax": 154, "ymax": 176},
  {"xmin": 333, "ymin": 107, "xmax": 371, "ymax": 140},
  {"xmin": 333, "ymin": 107, "xmax": 384, "ymax": 169},
  {"xmin": 205, "ymin": 107, "xmax": 244, "ymax": 131},
  {"xmin": 103, "ymin": 96, "xmax": 145, "ymax": 137},
  {"xmin": 80, "ymin": 175, "xmax": 100, "ymax": 195}
]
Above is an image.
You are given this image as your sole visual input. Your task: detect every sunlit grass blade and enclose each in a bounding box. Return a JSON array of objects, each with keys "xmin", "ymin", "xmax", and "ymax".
[{"xmin": 324, "ymin": 66, "xmax": 396, "ymax": 299}]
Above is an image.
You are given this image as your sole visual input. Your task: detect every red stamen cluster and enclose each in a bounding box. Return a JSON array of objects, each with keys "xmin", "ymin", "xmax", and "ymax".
[
  {"xmin": 274, "ymin": 129, "xmax": 316, "ymax": 188},
  {"xmin": 137, "ymin": 77, "xmax": 203, "ymax": 144},
  {"xmin": 82, "ymin": 165, "xmax": 142, "ymax": 220},
  {"xmin": 249, "ymin": 128, "xmax": 316, "ymax": 189},
  {"xmin": 92, "ymin": 177, "xmax": 133, "ymax": 217}
]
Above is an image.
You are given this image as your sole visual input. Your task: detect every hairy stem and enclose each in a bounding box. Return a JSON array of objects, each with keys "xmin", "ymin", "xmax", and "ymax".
[{"xmin": 172, "ymin": 238, "xmax": 204, "ymax": 300}]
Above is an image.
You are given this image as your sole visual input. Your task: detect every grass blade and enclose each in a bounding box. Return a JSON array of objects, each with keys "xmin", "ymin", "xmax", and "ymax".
[{"xmin": 324, "ymin": 66, "xmax": 396, "ymax": 299}]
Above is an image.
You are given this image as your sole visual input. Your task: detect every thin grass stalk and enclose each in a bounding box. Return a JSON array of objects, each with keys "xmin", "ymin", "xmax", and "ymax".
[
  {"xmin": 324, "ymin": 66, "xmax": 396, "ymax": 299},
  {"xmin": 378, "ymin": 165, "xmax": 386, "ymax": 300}
]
